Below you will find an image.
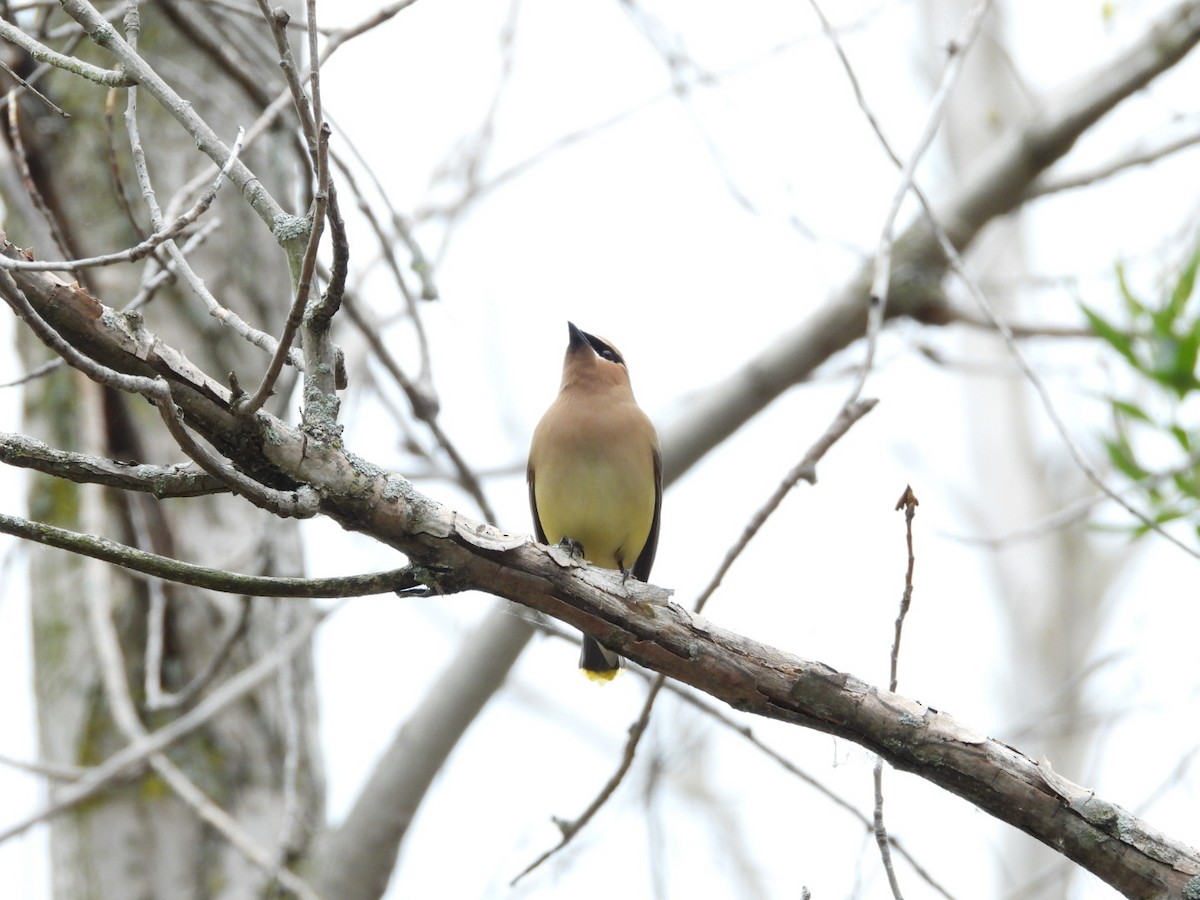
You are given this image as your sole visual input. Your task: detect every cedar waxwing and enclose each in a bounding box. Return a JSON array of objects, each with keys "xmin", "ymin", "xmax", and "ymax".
[{"xmin": 528, "ymin": 322, "xmax": 663, "ymax": 682}]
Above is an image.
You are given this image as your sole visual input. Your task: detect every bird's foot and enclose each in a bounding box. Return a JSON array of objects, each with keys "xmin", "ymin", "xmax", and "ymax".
[{"xmin": 558, "ymin": 536, "xmax": 585, "ymax": 560}]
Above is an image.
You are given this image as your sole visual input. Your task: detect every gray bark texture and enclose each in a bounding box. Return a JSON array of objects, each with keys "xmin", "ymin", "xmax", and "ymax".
[{"xmin": 3, "ymin": 4, "xmax": 323, "ymax": 897}]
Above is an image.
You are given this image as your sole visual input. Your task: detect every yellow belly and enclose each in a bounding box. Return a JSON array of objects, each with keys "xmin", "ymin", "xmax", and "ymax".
[{"xmin": 534, "ymin": 455, "xmax": 655, "ymax": 572}]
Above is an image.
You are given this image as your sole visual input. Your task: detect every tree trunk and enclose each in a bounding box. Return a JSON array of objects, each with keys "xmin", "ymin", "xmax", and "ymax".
[{"xmin": 4, "ymin": 5, "xmax": 323, "ymax": 896}]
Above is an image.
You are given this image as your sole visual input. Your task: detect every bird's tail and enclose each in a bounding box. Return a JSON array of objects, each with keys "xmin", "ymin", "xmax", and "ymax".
[{"xmin": 579, "ymin": 637, "xmax": 622, "ymax": 683}]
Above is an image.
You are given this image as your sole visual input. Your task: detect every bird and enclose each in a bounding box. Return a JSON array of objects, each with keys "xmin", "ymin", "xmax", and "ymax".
[{"xmin": 527, "ymin": 321, "xmax": 662, "ymax": 682}]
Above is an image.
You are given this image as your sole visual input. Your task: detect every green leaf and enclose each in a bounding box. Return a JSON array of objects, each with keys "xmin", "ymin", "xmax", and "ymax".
[
  {"xmin": 1166, "ymin": 243, "xmax": 1200, "ymax": 322},
  {"xmin": 1109, "ymin": 397, "xmax": 1152, "ymax": 424},
  {"xmin": 1081, "ymin": 303, "xmax": 1137, "ymax": 366},
  {"xmin": 1115, "ymin": 261, "xmax": 1148, "ymax": 317},
  {"xmin": 1105, "ymin": 436, "xmax": 1149, "ymax": 481},
  {"xmin": 1147, "ymin": 333, "xmax": 1200, "ymax": 398},
  {"xmin": 1168, "ymin": 423, "xmax": 1193, "ymax": 451},
  {"xmin": 1173, "ymin": 468, "xmax": 1200, "ymax": 499}
]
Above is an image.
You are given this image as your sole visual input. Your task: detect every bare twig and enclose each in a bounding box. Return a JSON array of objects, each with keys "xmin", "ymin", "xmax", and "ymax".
[
  {"xmin": 84, "ymin": 554, "xmax": 324, "ymax": 900},
  {"xmin": 873, "ymin": 485, "xmax": 920, "ymax": 900},
  {"xmin": 5, "ymin": 89, "xmax": 79, "ymax": 277},
  {"xmin": 61, "ymin": 0, "xmax": 288, "ymax": 229},
  {"xmin": 668, "ymin": 683, "xmax": 958, "ymax": 900},
  {"xmin": 694, "ymin": 398, "xmax": 879, "ymax": 616},
  {"xmin": 889, "ymin": 485, "xmax": 919, "ymax": 692},
  {"xmin": 236, "ymin": 125, "xmax": 329, "ymax": 418},
  {"xmin": 235, "ymin": 2, "xmax": 337, "ymax": 417},
  {"xmin": 102, "ymin": 84, "xmax": 142, "ymax": 235},
  {"xmin": 321, "ymin": 0, "xmax": 423, "ymax": 56},
  {"xmin": 146, "ymin": 597, "xmax": 251, "ymax": 713},
  {"xmin": 0, "ymin": 431, "xmax": 229, "ymax": 497},
  {"xmin": 0, "ymin": 511, "xmax": 413, "ymax": 598},
  {"xmin": 113, "ymin": 7, "xmax": 305, "ymax": 375},
  {"xmin": 855, "ymin": 0, "xmax": 993, "ymax": 403},
  {"xmin": 340, "ymin": 295, "xmax": 497, "ymax": 521},
  {"xmin": 948, "ymin": 447, "xmax": 1200, "ymax": 548},
  {"xmin": 255, "ymin": 1, "xmax": 318, "ymax": 147},
  {"xmin": 0, "ymin": 356, "xmax": 61, "ymax": 389},
  {"xmin": 0, "ymin": 267, "xmax": 160, "ymax": 395},
  {"xmin": 153, "ymin": 393, "xmax": 321, "ymax": 517},
  {"xmin": 0, "ymin": 52, "xmax": 65, "ymax": 115},
  {"xmin": 0, "ymin": 15, "xmax": 131, "ymax": 86},
  {"xmin": 0, "ymin": 752, "xmax": 87, "ymax": 782},
  {"xmin": 1027, "ymin": 126, "xmax": 1200, "ymax": 199},
  {"xmin": 0, "ymin": 128, "xmax": 244, "ymax": 272},
  {"xmin": 923, "ymin": 185, "xmax": 1200, "ymax": 562},
  {"xmin": 125, "ymin": 219, "xmax": 221, "ymax": 311},
  {"xmin": 0, "ymin": 604, "xmax": 317, "ymax": 842},
  {"xmin": 511, "ymin": 677, "xmax": 668, "ymax": 886},
  {"xmin": 331, "ymin": 146, "xmax": 436, "ymax": 299}
]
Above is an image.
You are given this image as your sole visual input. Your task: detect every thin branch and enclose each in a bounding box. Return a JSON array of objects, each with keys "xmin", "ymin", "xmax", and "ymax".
[
  {"xmin": 113, "ymin": 8, "xmax": 304, "ymax": 374},
  {"xmin": 84, "ymin": 555, "xmax": 324, "ymax": 900},
  {"xmin": 154, "ymin": 391, "xmax": 321, "ymax": 517},
  {"xmin": 666, "ymin": 685, "xmax": 958, "ymax": 900},
  {"xmin": 0, "ymin": 431, "xmax": 229, "ymax": 496},
  {"xmin": 855, "ymin": 0, "xmax": 992, "ymax": 401},
  {"xmin": 873, "ymin": 485, "xmax": 920, "ymax": 900},
  {"xmin": 60, "ymin": 0, "xmax": 288, "ymax": 229},
  {"xmin": 511, "ymin": 677, "xmax": 668, "ymax": 886},
  {"xmin": 0, "ymin": 601, "xmax": 332, "ymax": 851},
  {"xmin": 236, "ymin": 124, "xmax": 329, "ymax": 417},
  {"xmin": 888, "ymin": 485, "xmax": 919, "ymax": 693},
  {"xmin": 0, "ymin": 356, "xmax": 62, "ymax": 389},
  {"xmin": 255, "ymin": 1, "xmax": 318, "ymax": 148},
  {"xmin": 146, "ymin": 597, "xmax": 251, "ymax": 712},
  {"xmin": 163, "ymin": 235, "xmax": 307, "ymax": 370},
  {"xmin": 0, "ymin": 53, "xmax": 65, "ymax": 115},
  {"xmin": 0, "ymin": 128, "xmax": 244, "ymax": 272},
  {"xmin": 321, "ymin": 0, "xmax": 422, "ymax": 56},
  {"xmin": 0, "ymin": 15, "xmax": 132, "ymax": 86},
  {"xmin": 0, "ymin": 511, "xmax": 413, "ymax": 597},
  {"xmin": 102, "ymin": 84, "xmax": 142, "ymax": 236},
  {"xmin": 125, "ymin": 218, "xmax": 221, "ymax": 311},
  {"xmin": 129, "ymin": 491, "xmax": 253, "ymax": 714},
  {"xmin": 0, "ymin": 752, "xmax": 87, "ymax": 782},
  {"xmin": 920, "ymin": 174, "xmax": 1200, "ymax": 561},
  {"xmin": 947, "ymin": 447, "xmax": 1200, "ymax": 548},
  {"xmin": 331, "ymin": 145, "xmax": 436, "ymax": 300},
  {"xmin": 936, "ymin": 305, "xmax": 1098, "ymax": 338},
  {"xmin": 0, "ymin": 267, "xmax": 161, "ymax": 395},
  {"xmin": 1027, "ymin": 125, "xmax": 1200, "ymax": 199},
  {"xmin": 341, "ymin": 295, "xmax": 497, "ymax": 522},
  {"xmin": 659, "ymin": 0, "xmax": 1200, "ymax": 486},
  {"xmin": 5, "ymin": 88, "xmax": 80, "ymax": 278},
  {"xmin": 810, "ymin": 0, "xmax": 1200, "ymax": 561},
  {"xmin": 693, "ymin": 398, "xmax": 878, "ymax": 616}
]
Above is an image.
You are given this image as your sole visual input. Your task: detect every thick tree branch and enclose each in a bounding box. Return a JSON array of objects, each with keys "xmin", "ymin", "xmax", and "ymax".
[{"xmin": 2, "ymin": 237, "xmax": 1197, "ymax": 898}]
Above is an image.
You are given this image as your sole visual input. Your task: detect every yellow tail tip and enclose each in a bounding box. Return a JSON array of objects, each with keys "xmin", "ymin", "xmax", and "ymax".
[{"xmin": 582, "ymin": 668, "xmax": 621, "ymax": 684}]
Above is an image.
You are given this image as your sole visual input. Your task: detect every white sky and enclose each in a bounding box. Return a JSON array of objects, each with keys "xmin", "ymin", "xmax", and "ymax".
[{"xmin": 2, "ymin": 1, "xmax": 1200, "ymax": 898}]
